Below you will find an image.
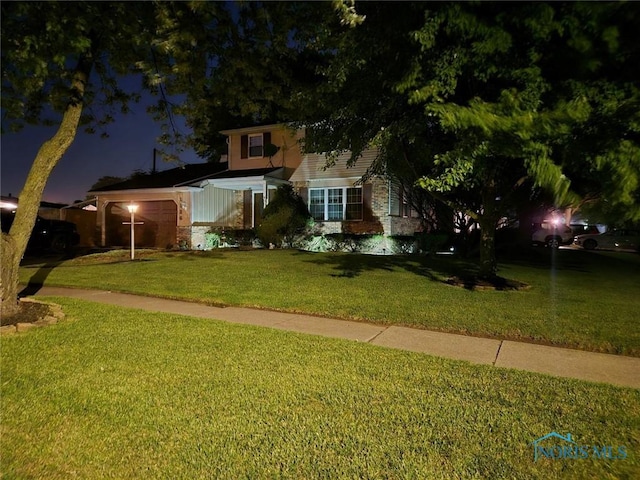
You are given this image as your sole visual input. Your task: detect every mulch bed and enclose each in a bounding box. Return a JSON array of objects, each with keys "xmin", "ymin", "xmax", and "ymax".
[
  {"xmin": 445, "ymin": 275, "xmax": 530, "ymax": 291},
  {"xmin": 1, "ymin": 300, "xmax": 53, "ymax": 326}
]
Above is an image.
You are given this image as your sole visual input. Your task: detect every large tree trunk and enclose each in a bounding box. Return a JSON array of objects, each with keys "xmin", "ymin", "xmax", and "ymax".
[
  {"xmin": 0, "ymin": 56, "xmax": 92, "ymax": 318},
  {"xmin": 1, "ymin": 233, "xmax": 20, "ymax": 316},
  {"xmin": 478, "ymin": 183, "xmax": 499, "ymax": 279},
  {"xmin": 478, "ymin": 216, "xmax": 498, "ymax": 278}
]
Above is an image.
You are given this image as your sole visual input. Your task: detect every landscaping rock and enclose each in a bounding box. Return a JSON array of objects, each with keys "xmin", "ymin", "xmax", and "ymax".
[
  {"xmin": 16, "ymin": 322, "xmax": 39, "ymax": 333},
  {"xmin": 35, "ymin": 316, "xmax": 58, "ymax": 326},
  {"xmin": 0, "ymin": 325, "xmax": 17, "ymax": 335},
  {"xmin": 1, "ymin": 298, "xmax": 65, "ymax": 334}
]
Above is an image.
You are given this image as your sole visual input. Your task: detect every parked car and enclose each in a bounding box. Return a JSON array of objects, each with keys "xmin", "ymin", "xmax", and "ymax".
[
  {"xmin": 570, "ymin": 224, "xmax": 602, "ymax": 236},
  {"xmin": 574, "ymin": 229, "xmax": 640, "ymax": 252},
  {"xmin": 1, "ymin": 210, "xmax": 80, "ymax": 253},
  {"xmin": 531, "ymin": 222, "xmax": 574, "ymax": 248}
]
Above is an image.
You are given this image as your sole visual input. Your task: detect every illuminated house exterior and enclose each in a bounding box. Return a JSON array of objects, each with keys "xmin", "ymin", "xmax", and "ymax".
[{"xmin": 91, "ymin": 124, "xmax": 423, "ymax": 249}]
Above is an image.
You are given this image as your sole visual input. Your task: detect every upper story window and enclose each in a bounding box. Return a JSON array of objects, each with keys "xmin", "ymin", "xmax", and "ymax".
[
  {"xmin": 249, "ymin": 134, "xmax": 263, "ymax": 157},
  {"xmin": 241, "ymin": 132, "xmax": 272, "ymax": 159}
]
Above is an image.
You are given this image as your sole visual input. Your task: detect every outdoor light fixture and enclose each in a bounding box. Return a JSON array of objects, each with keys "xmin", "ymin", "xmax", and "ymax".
[{"xmin": 125, "ymin": 203, "xmax": 140, "ymax": 260}]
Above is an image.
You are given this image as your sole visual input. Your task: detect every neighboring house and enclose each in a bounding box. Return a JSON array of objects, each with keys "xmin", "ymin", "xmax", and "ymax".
[{"xmin": 91, "ymin": 123, "xmax": 423, "ymax": 249}]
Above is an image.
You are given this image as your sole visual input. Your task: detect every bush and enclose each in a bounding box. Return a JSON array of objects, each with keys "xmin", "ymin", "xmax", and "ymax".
[
  {"xmin": 204, "ymin": 231, "xmax": 221, "ymax": 250},
  {"xmin": 416, "ymin": 231, "xmax": 450, "ymax": 254},
  {"xmin": 256, "ymin": 185, "xmax": 310, "ymax": 248}
]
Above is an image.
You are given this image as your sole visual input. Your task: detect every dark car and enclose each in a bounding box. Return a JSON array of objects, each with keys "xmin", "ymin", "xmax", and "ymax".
[{"xmin": 1, "ymin": 210, "xmax": 80, "ymax": 253}]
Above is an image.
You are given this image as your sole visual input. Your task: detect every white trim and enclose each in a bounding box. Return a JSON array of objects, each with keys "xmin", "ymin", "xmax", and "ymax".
[
  {"xmin": 309, "ymin": 186, "xmax": 363, "ymax": 221},
  {"xmin": 219, "ymin": 123, "xmax": 285, "ymax": 136},
  {"xmin": 201, "ymin": 173, "xmax": 288, "ymax": 191},
  {"xmin": 90, "ymin": 186, "xmax": 198, "ymax": 195}
]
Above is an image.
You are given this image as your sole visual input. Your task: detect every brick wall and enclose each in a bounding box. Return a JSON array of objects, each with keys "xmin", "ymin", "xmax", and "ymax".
[{"xmin": 177, "ymin": 226, "xmax": 192, "ymax": 249}]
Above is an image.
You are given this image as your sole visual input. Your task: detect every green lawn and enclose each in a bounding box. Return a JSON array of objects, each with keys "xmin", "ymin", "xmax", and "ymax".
[
  {"xmin": 1, "ymin": 299, "xmax": 638, "ymax": 479},
  {"xmin": 19, "ymin": 248, "xmax": 640, "ymax": 356}
]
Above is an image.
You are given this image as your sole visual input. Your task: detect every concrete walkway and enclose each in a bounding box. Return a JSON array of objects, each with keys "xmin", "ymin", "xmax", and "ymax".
[{"xmin": 30, "ymin": 286, "xmax": 640, "ymax": 389}]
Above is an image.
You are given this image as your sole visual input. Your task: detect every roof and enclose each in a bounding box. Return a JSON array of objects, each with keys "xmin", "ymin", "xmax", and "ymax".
[
  {"xmin": 195, "ymin": 167, "xmax": 293, "ymax": 191},
  {"xmin": 200, "ymin": 167, "xmax": 285, "ymax": 181},
  {"xmin": 219, "ymin": 123, "xmax": 293, "ymax": 136},
  {"xmin": 90, "ymin": 162, "xmax": 229, "ymax": 192}
]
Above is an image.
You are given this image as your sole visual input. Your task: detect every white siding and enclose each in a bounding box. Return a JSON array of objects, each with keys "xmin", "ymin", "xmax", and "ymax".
[
  {"xmin": 192, "ymin": 185, "xmax": 238, "ymax": 224},
  {"xmin": 290, "ymin": 148, "xmax": 378, "ymax": 182}
]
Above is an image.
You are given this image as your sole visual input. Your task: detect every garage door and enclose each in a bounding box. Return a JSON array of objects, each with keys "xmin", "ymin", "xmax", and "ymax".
[{"xmin": 105, "ymin": 201, "xmax": 177, "ymax": 249}]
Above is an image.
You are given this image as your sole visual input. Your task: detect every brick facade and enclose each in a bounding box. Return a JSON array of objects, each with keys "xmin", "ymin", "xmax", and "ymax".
[{"xmin": 293, "ymin": 177, "xmax": 421, "ymax": 237}]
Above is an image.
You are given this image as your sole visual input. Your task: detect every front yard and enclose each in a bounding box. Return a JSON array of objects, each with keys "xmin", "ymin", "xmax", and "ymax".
[
  {"xmin": 18, "ymin": 248, "xmax": 640, "ymax": 356},
  {"xmin": 2, "ymin": 299, "xmax": 638, "ymax": 478}
]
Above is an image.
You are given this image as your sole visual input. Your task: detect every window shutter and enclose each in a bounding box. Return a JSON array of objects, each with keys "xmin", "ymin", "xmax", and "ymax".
[
  {"xmin": 299, "ymin": 187, "xmax": 308, "ymax": 205},
  {"xmin": 363, "ymin": 183, "xmax": 373, "ymax": 221},
  {"xmin": 241, "ymin": 135, "xmax": 248, "ymax": 159},
  {"xmin": 263, "ymin": 132, "xmax": 271, "ymax": 148},
  {"xmin": 389, "ymin": 181, "xmax": 400, "ymax": 216}
]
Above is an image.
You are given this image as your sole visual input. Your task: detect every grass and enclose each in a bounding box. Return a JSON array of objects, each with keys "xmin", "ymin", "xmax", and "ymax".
[
  {"xmin": 19, "ymin": 248, "xmax": 640, "ymax": 356},
  {"xmin": 1, "ymin": 299, "xmax": 638, "ymax": 479}
]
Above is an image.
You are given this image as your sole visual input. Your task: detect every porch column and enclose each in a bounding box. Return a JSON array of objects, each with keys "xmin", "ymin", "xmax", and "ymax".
[{"xmin": 263, "ymin": 181, "xmax": 268, "ymax": 207}]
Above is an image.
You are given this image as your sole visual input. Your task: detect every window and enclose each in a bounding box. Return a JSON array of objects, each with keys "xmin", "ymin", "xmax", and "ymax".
[
  {"xmin": 402, "ymin": 191, "xmax": 410, "ymax": 218},
  {"xmin": 327, "ymin": 188, "xmax": 343, "ymax": 220},
  {"xmin": 346, "ymin": 187, "xmax": 363, "ymax": 220},
  {"xmin": 240, "ymin": 132, "xmax": 271, "ymax": 159},
  {"xmin": 309, "ymin": 189, "xmax": 325, "ymax": 221},
  {"xmin": 248, "ymin": 134, "xmax": 263, "ymax": 158},
  {"xmin": 309, "ymin": 187, "xmax": 363, "ymax": 221}
]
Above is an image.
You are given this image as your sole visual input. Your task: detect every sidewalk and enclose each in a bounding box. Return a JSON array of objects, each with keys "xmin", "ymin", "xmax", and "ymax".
[{"xmin": 30, "ymin": 286, "xmax": 640, "ymax": 389}]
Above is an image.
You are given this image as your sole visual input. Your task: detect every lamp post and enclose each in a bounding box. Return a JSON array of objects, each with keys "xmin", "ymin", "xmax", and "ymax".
[{"xmin": 127, "ymin": 203, "xmax": 138, "ymax": 260}]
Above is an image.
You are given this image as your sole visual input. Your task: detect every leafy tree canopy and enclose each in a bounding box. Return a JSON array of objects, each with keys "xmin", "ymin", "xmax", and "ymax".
[
  {"xmin": 0, "ymin": 0, "xmax": 357, "ymax": 315},
  {"xmin": 253, "ymin": 1, "xmax": 640, "ymax": 275}
]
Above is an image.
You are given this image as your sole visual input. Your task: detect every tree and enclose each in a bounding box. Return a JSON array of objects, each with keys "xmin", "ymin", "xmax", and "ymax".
[
  {"xmin": 0, "ymin": 1, "xmax": 356, "ymax": 316},
  {"xmin": 286, "ymin": 1, "xmax": 640, "ymax": 278},
  {"xmin": 87, "ymin": 176, "xmax": 127, "ymax": 195},
  {"xmin": 0, "ymin": 1, "xmax": 233, "ymax": 316},
  {"xmin": 1, "ymin": 2, "xmax": 143, "ymax": 315},
  {"xmin": 150, "ymin": 1, "xmax": 351, "ymax": 163}
]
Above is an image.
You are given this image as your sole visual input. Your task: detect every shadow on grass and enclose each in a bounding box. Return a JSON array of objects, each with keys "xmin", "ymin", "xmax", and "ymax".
[
  {"xmin": 300, "ymin": 251, "xmax": 478, "ymax": 284},
  {"xmin": 19, "ymin": 254, "xmax": 74, "ymax": 297},
  {"xmin": 299, "ymin": 247, "xmax": 640, "ymax": 289}
]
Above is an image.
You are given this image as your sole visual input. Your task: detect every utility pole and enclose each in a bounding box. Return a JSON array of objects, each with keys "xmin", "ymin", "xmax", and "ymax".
[{"xmin": 152, "ymin": 148, "xmax": 157, "ymax": 174}]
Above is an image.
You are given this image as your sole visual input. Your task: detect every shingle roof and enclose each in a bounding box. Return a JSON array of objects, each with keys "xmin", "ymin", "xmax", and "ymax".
[
  {"xmin": 90, "ymin": 162, "xmax": 229, "ymax": 192},
  {"xmin": 200, "ymin": 167, "xmax": 284, "ymax": 181}
]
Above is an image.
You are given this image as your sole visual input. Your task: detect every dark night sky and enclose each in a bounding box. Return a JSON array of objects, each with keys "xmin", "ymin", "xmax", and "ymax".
[{"xmin": 1, "ymin": 102, "xmax": 203, "ymax": 205}]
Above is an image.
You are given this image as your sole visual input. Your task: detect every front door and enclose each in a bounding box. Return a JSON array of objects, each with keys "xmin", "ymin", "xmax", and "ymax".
[
  {"xmin": 243, "ymin": 190, "xmax": 265, "ymax": 228},
  {"xmin": 254, "ymin": 192, "xmax": 264, "ymax": 227}
]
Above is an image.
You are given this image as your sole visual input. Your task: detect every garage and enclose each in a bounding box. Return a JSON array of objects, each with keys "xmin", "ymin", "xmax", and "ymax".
[{"xmin": 105, "ymin": 201, "xmax": 177, "ymax": 249}]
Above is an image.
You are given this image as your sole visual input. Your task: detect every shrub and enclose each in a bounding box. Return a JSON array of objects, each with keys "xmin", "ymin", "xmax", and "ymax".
[
  {"xmin": 256, "ymin": 185, "xmax": 310, "ymax": 248},
  {"xmin": 416, "ymin": 231, "xmax": 450, "ymax": 254},
  {"xmin": 204, "ymin": 231, "xmax": 221, "ymax": 250}
]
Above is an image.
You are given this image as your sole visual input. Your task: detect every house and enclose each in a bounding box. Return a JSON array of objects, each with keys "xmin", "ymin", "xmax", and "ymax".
[
  {"xmin": 91, "ymin": 124, "xmax": 424, "ymax": 250},
  {"xmin": 290, "ymin": 149, "xmax": 422, "ymax": 237}
]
